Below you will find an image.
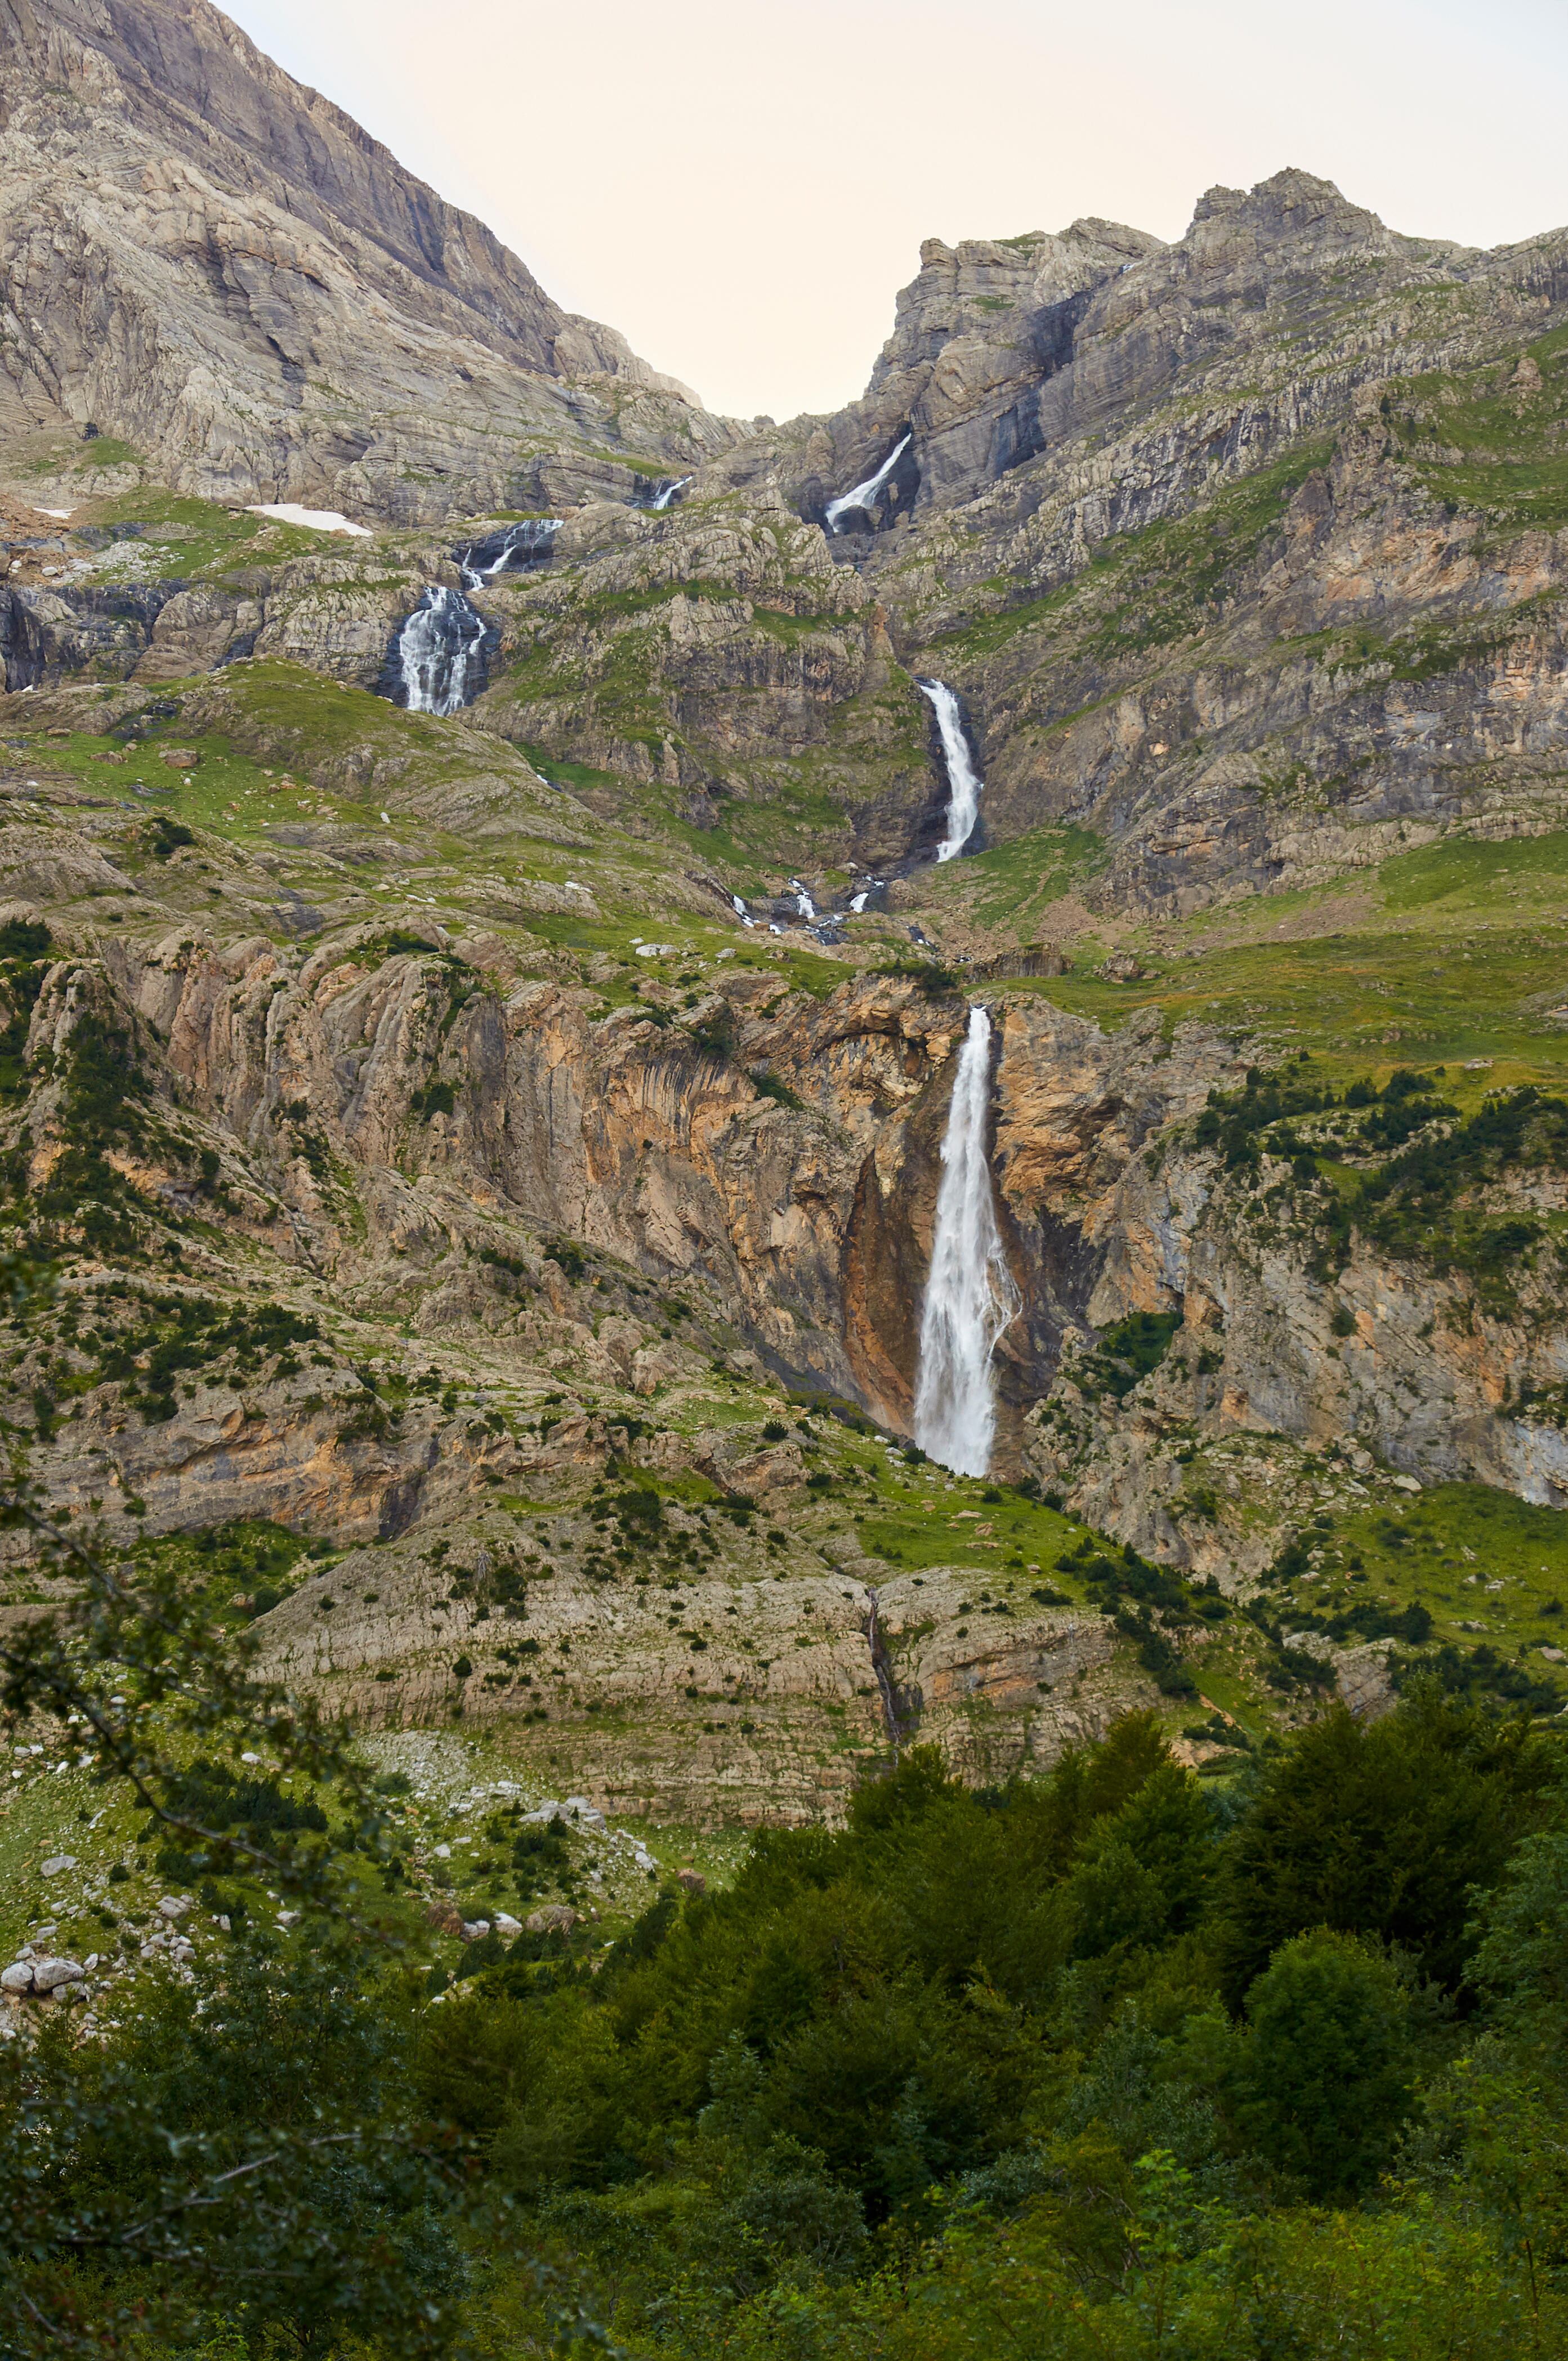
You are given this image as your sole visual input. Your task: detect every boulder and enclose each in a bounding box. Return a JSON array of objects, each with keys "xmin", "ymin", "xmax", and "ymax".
[
  {"xmin": 492, "ymin": 1913, "xmax": 523, "ymax": 1939},
  {"xmin": 157, "ymin": 1895, "xmax": 192, "ymax": 1920},
  {"xmin": 524, "ymin": 1904, "xmax": 579, "ymax": 1935},
  {"xmin": 32, "ymin": 1958, "xmax": 84, "ymax": 1992},
  {"xmin": 0, "ymin": 1962, "xmax": 33, "ymax": 1993},
  {"xmin": 676, "ymin": 1868, "xmax": 706, "ymax": 1895},
  {"xmin": 39, "ymin": 1854, "xmax": 77, "ymax": 1877},
  {"xmin": 425, "ymin": 1902, "xmax": 463, "ymax": 1937},
  {"xmin": 458, "ymin": 1919, "xmax": 491, "ymax": 1943}
]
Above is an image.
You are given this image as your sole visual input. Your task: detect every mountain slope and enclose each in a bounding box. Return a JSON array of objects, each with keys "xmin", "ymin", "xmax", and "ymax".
[
  {"xmin": 0, "ymin": 0, "xmax": 738, "ymax": 517},
  {"xmin": 0, "ymin": 0, "xmax": 1565, "ymax": 1826}
]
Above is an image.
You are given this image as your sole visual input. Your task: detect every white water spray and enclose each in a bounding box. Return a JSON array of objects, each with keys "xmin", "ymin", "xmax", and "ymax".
[
  {"xmin": 917, "ymin": 679, "xmax": 984, "ymax": 862},
  {"xmin": 913, "ymin": 1005, "xmax": 1018, "ymax": 1477},
  {"xmin": 396, "ymin": 586, "xmax": 488, "ymax": 715},
  {"xmin": 458, "ymin": 519, "xmax": 561, "ymax": 588},
  {"xmin": 790, "ymin": 878, "xmax": 817, "ymax": 921},
  {"xmin": 825, "ymin": 432, "xmax": 912, "ymax": 533},
  {"xmin": 650, "ymin": 475, "xmax": 692, "ymax": 511}
]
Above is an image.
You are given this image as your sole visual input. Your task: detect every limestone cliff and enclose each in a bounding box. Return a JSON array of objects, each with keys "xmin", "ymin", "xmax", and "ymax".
[{"xmin": 0, "ymin": 0, "xmax": 738, "ymax": 517}]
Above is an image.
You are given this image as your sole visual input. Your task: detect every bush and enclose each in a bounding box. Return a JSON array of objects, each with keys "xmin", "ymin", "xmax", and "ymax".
[{"xmin": 1239, "ymin": 1930, "xmax": 1415, "ymax": 2197}]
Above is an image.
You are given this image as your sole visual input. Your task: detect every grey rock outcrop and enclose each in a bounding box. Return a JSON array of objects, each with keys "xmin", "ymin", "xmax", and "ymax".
[{"xmin": 0, "ymin": 0, "xmax": 739, "ymax": 519}]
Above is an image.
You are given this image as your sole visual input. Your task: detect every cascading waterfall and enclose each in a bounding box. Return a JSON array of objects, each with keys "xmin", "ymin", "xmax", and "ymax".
[
  {"xmin": 917, "ymin": 677, "xmax": 984, "ymax": 861},
  {"xmin": 824, "ymin": 432, "xmax": 912, "ymax": 533},
  {"xmin": 395, "ymin": 586, "xmax": 489, "ymax": 715},
  {"xmin": 648, "ymin": 475, "xmax": 692, "ymax": 511},
  {"xmin": 457, "ymin": 519, "xmax": 561, "ymax": 587},
  {"xmin": 790, "ymin": 878, "xmax": 817, "ymax": 920},
  {"xmin": 913, "ymin": 1004, "xmax": 1018, "ymax": 1478}
]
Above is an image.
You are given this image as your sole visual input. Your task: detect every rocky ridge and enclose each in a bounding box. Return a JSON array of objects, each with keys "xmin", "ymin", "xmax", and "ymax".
[{"xmin": 0, "ymin": 0, "xmax": 741, "ymax": 519}]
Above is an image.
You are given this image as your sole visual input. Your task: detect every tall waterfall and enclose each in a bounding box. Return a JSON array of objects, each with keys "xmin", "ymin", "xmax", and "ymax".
[
  {"xmin": 648, "ymin": 475, "xmax": 692, "ymax": 511},
  {"xmin": 825, "ymin": 432, "xmax": 912, "ymax": 534},
  {"xmin": 395, "ymin": 586, "xmax": 489, "ymax": 715},
  {"xmin": 917, "ymin": 678, "xmax": 984, "ymax": 861},
  {"xmin": 913, "ymin": 1005, "xmax": 1017, "ymax": 1477}
]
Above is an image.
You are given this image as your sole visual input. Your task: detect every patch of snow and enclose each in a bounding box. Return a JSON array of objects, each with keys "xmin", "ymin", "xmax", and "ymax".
[{"xmin": 247, "ymin": 503, "xmax": 373, "ymax": 537}]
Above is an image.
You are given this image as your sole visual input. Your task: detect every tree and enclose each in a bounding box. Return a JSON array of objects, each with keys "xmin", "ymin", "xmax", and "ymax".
[
  {"xmin": 1213, "ymin": 1691, "xmax": 1551, "ymax": 2000},
  {"xmin": 1238, "ymin": 1930, "xmax": 1415, "ymax": 2198}
]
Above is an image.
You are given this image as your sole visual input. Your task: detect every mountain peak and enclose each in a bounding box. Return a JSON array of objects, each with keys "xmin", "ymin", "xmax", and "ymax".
[{"xmin": 0, "ymin": 0, "xmax": 725, "ymax": 517}]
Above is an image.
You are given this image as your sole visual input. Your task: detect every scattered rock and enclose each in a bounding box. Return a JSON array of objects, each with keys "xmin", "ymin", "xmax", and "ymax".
[
  {"xmin": 39, "ymin": 1855, "xmax": 77, "ymax": 1877},
  {"xmin": 459, "ymin": 1919, "xmax": 490, "ymax": 1942},
  {"xmin": 157, "ymin": 1895, "xmax": 192, "ymax": 1920},
  {"xmin": 0, "ymin": 1962, "xmax": 33, "ymax": 1993}
]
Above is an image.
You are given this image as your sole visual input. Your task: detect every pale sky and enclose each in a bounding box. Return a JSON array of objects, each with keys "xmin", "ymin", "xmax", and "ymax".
[{"xmin": 222, "ymin": 0, "xmax": 1568, "ymax": 423}]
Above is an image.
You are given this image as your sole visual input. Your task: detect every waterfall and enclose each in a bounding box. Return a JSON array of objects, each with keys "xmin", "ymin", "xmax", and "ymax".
[
  {"xmin": 457, "ymin": 519, "xmax": 561, "ymax": 587},
  {"xmin": 913, "ymin": 1004, "xmax": 1018, "ymax": 1478},
  {"xmin": 825, "ymin": 432, "xmax": 912, "ymax": 534},
  {"xmin": 395, "ymin": 586, "xmax": 489, "ymax": 715},
  {"xmin": 731, "ymin": 893, "xmax": 757, "ymax": 929},
  {"xmin": 790, "ymin": 878, "xmax": 817, "ymax": 921},
  {"xmin": 917, "ymin": 678, "xmax": 984, "ymax": 862},
  {"xmin": 649, "ymin": 475, "xmax": 692, "ymax": 511}
]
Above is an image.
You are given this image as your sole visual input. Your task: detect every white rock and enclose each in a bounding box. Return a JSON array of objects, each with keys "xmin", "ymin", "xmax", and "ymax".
[
  {"xmin": 492, "ymin": 1913, "xmax": 522, "ymax": 1939},
  {"xmin": 40, "ymin": 1855, "xmax": 77, "ymax": 1877},
  {"xmin": 433, "ymin": 1843, "xmax": 452, "ymax": 1859},
  {"xmin": 1, "ymin": 1963, "xmax": 33, "ymax": 1993},
  {"xmin": 157, "ymin": 1895, "xmax": 192, "ymax": 1920},
  {"xmin": 32, "ymin": 1958, "xmax": 84, "ymax": 1992},
  {"xmin": 459, "ymin": 1920, "xmax": 490, "ymax": 1942},
  {"xmin": 1391, "ymin": 1474, "xmax": 1422, "ymax": 1493}
]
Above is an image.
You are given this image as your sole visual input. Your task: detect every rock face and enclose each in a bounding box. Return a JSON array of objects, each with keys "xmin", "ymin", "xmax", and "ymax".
[
  {"xmin": 732, "ymin": 217, "xmax": 1167, "ymax": 528},
  {"xmin": 699, "ymin": 170, "xmax": 1568, "ymax": 916},
  {"xmin": 0, "ymin": 0, "xmax": 738, "ymax": 517},
  {"xmin": 5, "ymin": 825, "xmax": 1561, "ymax": 1578}
]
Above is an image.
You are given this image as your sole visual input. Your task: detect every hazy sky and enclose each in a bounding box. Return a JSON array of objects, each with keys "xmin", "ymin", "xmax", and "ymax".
[{"xmin": 222, "ymin": 0, "xmax": 1568, "ymax": 422}]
